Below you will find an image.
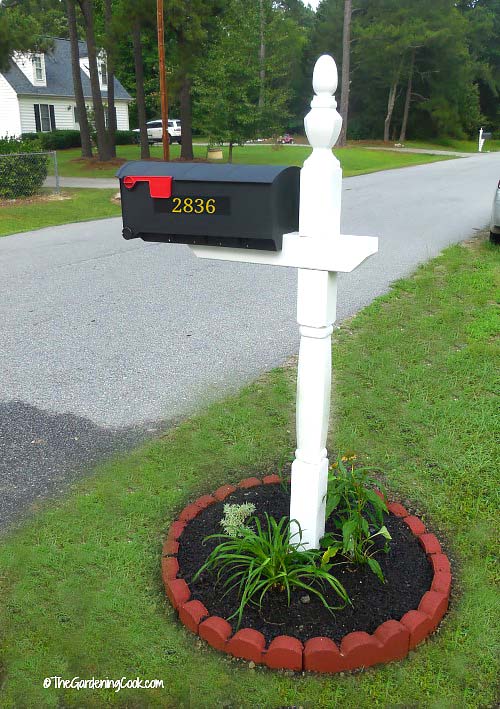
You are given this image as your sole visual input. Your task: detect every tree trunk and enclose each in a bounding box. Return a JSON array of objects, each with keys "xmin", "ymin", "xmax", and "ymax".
[
  {"xmin": 228, "ymin": 140, "xmax": 233, "ymax": 163},
  {"xmin": 66, "ymin": 0, "xmax": 92, "ymax": 158},
  {"xmin": 180, "ymin": 72, "xmax": 194, "ymax": 160},
  {"xmin": 399, "ymin": 48, "xmax": 415, "ymax": 143},
  {"xmin": 78, "ymin": 0, "xmax": 111, "ymax": 161},
  {"xmin": 384, "ymin": 81, "xmax": 398, "ymax": 142},
  {"xmin": 337, "ymin": 0, "xmax": 352, "ymax": 148},
  {"xmin": 104, "ymin": 0, "xmax": 116, "ymax": 157},
  {"xmin": 258, "ymin": 0, "xmax": 265, "ymax": 108},
  {"xmin": 132, "ymin": 20, "xmax": 150, "ymax": 160}
]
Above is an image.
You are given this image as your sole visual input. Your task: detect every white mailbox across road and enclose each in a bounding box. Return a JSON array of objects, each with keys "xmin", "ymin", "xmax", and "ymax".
[{"xmin": 189, "ymin": 54, "xmax": 378, "ymax": 548}]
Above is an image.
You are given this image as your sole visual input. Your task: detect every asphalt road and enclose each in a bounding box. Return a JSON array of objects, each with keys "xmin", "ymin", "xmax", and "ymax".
[{"xmin": 1, "ymin": 152, "xmax": 499, "ymax": 529}]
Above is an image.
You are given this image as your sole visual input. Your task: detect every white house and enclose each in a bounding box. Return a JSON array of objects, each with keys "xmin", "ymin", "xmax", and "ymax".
[{"xmin": 0, "ymin": 38, "xmax": 132, "ymax": 137}]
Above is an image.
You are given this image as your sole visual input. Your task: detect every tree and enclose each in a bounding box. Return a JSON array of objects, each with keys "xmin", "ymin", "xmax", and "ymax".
[
  {"xmin": 351, "ymin": 0, "xmax": 477, "ymax": 141},
  {"xmin": 0, "ymin": 2, "xmax": 48, "ymax": 70},
  {"xmin": 66, "ymin": 0, "xmax": 93, "ymax": 158},
  {"xmin": 78, "ymin": 0, "xmax": 111, "ymax": 161},
  {"xmin": 259, "ymin": 0, "xmax": 265, "ymax": 109},
  {"xmin": 103, "ymin": 0, "xmax": 116, "ymax": 157},
  {"xmin": 256, "ymin": 1, "xmax": 306, "ymax": 136},
  {"xmin": 337, "ymin": 0, "xmax": 352, "ymax": 147},
  {"xmin": 193, "ymin": 0, "xmax": 305, "ymax": 159},
  {"xmin": 303, "ymin": 0, "xmax": 500, "ymax": 141},
  {"xmin": 457, "ymin": 0, "xmax": 500, "ymax": 130},
  {"xmin": 111, "ymin": 0, "xmax": 156, "ymax": 158},
  {"xmin": 193, "ymin": 4, "xmax": 261, "ymax": 161},
  {"xmin": 167, "ymin": 0, "xmax": 225, "ymax": 160},
  {"xmin": 398, "ymin": 46, "xmax": 414, "ymax": 142},
  {"xmin": 131, "ymin": 19, "xmax": 150, "ymax": 159}
]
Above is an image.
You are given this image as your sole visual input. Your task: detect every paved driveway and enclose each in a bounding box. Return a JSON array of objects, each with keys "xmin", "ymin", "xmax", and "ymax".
[{"xmin": 2, "ymin": 152, "xmax": 499, "ymax": 528}]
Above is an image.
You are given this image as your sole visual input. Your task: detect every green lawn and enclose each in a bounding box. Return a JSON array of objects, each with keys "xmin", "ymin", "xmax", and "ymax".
[
  {"xmin": 50, "ymin": 143, "xmax": 452, "ymax": 179},
  {"xmin": 0, "ymin": 235, "xmax": 497, "ymax": 707},
  {"xmin": 345, "ymin": 138, "xmax": 500, "ymax": 153},
  {"xmin": 0, "ymin": 188, "xmax": 120, "ymax": 237},
  {"xmin": 405, "ymin": 138, "xmax": 500, "ymax": 153}
]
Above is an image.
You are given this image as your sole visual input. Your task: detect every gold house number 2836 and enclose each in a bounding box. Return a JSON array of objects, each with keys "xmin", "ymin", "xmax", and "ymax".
[{"xmin": 172, "ymin": 197, "xmax": 216, "ymax": 214}]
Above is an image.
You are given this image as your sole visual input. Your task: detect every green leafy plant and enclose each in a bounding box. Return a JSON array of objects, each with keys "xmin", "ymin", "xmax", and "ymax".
[
  {"xmin": 24, "ymin": 130, "xmax": 82, "ymax": 150},
  {"xmin": 0, "ymin": 137, "xmax": 48, "ymax": 198},
  {"xmin": 220, "ymin": 502, "xmax": 256, "ymax": 537},
  {"xmin": 114, "ymin": 130, "xmax": 138, "ymax": 145},
  {"xmin": 321, "ymin": 524, "xmax": 392, "ymax": 583},
  {"xmin": 322, "ymin": 458, "xmax": 392, "ymax": 582},
  {"xmin": 193, "ymin": 513, "xmax": 350, "ymax": 628},
  {"xmin": 325, "ymin": 457, "xmax": 388, "ymax": 526}
]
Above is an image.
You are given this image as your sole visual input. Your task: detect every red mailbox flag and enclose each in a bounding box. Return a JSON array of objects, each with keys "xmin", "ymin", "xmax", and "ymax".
[{"xmin": 123, "ymin": 175, "xmax": 172, "ymax": 199}]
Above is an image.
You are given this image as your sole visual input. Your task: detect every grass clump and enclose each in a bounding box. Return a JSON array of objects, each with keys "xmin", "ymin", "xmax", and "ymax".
[{"xmin": 194, "ymin": 513, "xmax": 350, "ymax": 628}]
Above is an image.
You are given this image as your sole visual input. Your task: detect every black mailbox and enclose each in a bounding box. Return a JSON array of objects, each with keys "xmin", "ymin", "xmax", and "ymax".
[
  {"xmin": 482, "ymin": 131, "xmax": 492, "ymax": 140},
  {"xmin": 116, "ymin": 162, "xmax": 300, "ymax": 251}
]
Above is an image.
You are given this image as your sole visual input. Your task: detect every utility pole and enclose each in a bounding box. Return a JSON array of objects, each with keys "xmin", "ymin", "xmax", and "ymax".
[{"xmin": 157, "ymin": 0, "xmax": 170, "ymax": 161}]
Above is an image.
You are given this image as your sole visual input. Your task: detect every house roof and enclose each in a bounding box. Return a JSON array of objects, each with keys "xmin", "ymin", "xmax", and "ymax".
[{"xmin": 2, "ymin": 37, "xmax": 132, "ymax": 101}]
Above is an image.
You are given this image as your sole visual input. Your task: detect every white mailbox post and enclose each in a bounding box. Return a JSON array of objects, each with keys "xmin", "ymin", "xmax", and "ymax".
[
  {"xmin": 478, "ymin": 127, "xmax": 492, "ymax": 153},
  {"xmin": 189, "ymin": 54, "xmax": 378, "ymax": 549}
]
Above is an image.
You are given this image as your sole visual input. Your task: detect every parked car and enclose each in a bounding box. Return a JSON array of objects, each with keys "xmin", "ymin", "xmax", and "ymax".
[
  {"xmin": 277, "ymin": 133, "xmax": 294, "ymax": 144},
  {"xmin": 491, "ymin": 179, "xmax": 500, "ymax": 244},
  {"xmin": 132, "ymin": 119, "xmax": 182, "ymax": 145}
]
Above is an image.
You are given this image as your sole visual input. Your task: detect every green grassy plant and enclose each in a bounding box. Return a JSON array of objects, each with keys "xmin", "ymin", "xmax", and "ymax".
[{"xmin": 194, "ymin": 513, "xmax": 349, "ymax": 627}]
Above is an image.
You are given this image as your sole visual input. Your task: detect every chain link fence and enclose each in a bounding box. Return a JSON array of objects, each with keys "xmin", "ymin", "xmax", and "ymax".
[{"xmin": 0, "ymin": 151, "xmax": 59, "ymax": 200}]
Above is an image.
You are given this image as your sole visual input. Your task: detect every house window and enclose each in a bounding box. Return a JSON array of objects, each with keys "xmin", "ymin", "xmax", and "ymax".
[
  {"xmin": 99, "ymin": 59, "xmax": 108, "ymax": 88},
  {"xmin": 32, "ymin": 55, "xmax": 44, "ymax": 82},
  {"xmin": 34, "ymin": 104, "xmax": 56, "ymax": 132}
]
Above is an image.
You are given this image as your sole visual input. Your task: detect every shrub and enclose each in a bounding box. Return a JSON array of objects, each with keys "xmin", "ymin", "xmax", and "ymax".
[
  {"xmin": 20, "ymin": 132, "xmax": 39, "ymax": 143},
  {"xmin": 194, "ymin": 513, "xmax": 350, "ymax": 628},
  {"xmin": 0, "ymin": 136, "xmax": 41, "ymax": 153},
  {"xmin": 36, "ymin": 130, "xmax": 82, "ymax": 150},
  {"xmin": 114, "ymin": 130, "xmax": 137, "ymax": 145},
  {"xmin": 0, "ymin": 136, "xmax": 48, "ymax": 198}
]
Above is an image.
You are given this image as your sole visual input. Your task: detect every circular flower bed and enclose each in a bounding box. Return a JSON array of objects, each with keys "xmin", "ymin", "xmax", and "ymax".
[{"xmin": 162, "ymin": 476, "xmax": 451, "ymax": 673}]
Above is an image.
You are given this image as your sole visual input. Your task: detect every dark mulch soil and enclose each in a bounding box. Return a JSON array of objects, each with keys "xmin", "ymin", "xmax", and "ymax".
[{"xmin": 176, "ymin": 484, "xmax": 434, "ymax": 644}]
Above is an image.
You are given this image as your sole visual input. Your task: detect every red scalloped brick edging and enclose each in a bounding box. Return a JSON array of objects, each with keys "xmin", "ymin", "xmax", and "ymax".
[{"xmin": 162, "ymin": 477, "xmax": 452, "ymax": 673}]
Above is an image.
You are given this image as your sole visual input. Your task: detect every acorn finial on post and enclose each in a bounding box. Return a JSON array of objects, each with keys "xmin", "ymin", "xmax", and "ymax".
[
  {"xmin": 312, "ymin": 54, "xmax": 338, "ymax": 98},
  {"xmin": 300, "ymin": 55, "xmax": 343, "ymax": 239},
  {"xmin": 304, "ymin": 55, "xmax": 342, "ymax": 153}
]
